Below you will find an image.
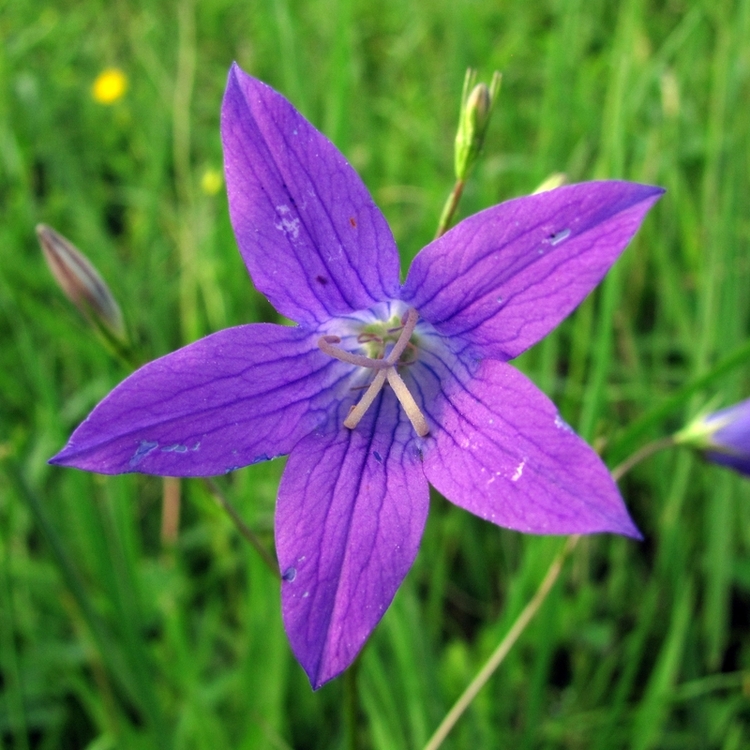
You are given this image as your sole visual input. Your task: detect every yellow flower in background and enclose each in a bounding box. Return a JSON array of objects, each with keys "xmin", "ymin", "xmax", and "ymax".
[
  {"xmin": 201, "ymin": 168, "xmax": 223, "ymax": 196},
  {"xmin": 92, "ymin": 68, "xmax": 127, "ymax": 105}
]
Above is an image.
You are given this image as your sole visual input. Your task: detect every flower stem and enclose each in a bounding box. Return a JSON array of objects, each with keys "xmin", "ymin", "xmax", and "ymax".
[
  {"xmin": 160, "ymin": 477, "xmax": 181, "ymax": 546},
  {"xmin": 422, "ymin": 435, "xmax": 677, "ymax": 750},
  {"xmin": 435, "ymin": 179, "xmax": 465, "ymax": 239},
  {"xmin": 422, "ymin": 534, "xmax": 579, "ymax": 750},
  {"xmin": 610, "ymin": 435, "xmax": 675, "ymax": 481},
  {"xmin": 202, "ymin": 478, "xmax": 279, "ymax": 578}
]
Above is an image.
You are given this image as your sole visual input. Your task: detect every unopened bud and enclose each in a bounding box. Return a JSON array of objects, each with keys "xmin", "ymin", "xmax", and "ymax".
[
  {"xmin": 454, "ymin": 69, "xmax": 501, "ymax": 181},
  {"xmin": 36, "ymin": 224, "xmax": 127, "ymax": 343},
  {"xmin": 532, "ymin": 173, "xmax": 568, "ymax": 194},
  {"xmin": 674, "ymin": 399, "xmax": 750, "ymax": 476}
]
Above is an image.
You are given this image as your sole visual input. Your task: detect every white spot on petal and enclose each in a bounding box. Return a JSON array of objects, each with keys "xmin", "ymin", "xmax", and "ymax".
[
  {"xmin": 275, "ymin": 205, "xmax": 301, "ymax": 240},
  {"xmin": 550, "ymin": 228, "xmax": 571, "ymax": 245},
  {"xmin": 511, "ymin": 459, "xmax": 526, "ymax": 482}
]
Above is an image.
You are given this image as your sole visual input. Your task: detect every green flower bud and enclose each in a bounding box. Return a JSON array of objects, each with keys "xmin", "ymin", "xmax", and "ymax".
[
  {"xmin": 37, "ymin": 224, "xmax": 127, "ymax": 343},
  {"xmin": 532, "ymin": 172, "xmax": 568, "ymax": 194},
  {"xmin": 674, "ymin": 399, "xmax": 750, "ymax": 476},
  {"xmin": 454, "ymin": 69, "xmax": 501, "ymax": 181}
]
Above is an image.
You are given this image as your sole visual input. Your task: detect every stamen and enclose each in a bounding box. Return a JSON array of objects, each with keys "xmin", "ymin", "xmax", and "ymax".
[
  {"xmin": 319, "ymin": 307, "xmax": 429, "ymax": 436},
  {"xmin": 384, "ymin": 308, "xmax": 419, "ymax": 365},
  {"xmin": 343, "ymin": 369, "xmax": 387, "ymax": 429},
  {"xmin": 386, "ymin": 368, "xmax": 429, "ymax": 437},
  {"xmin": 317, "ymin": 335, "xmax": 390, "ymax": 369}
]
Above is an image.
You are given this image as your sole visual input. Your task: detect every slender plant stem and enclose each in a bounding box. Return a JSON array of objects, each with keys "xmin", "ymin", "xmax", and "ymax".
[
  {"xmin": 422, "ymin": 436, "xmax": 676, "ymax": 750},
  {"xmin": 202, "ymin": 478, "xmax": 279, "ymax": 578},
  {"xmin": 423, "ymin": 534, "xmax": 579, "ymax": 750},
  {"xmin": 610, "ymin": 436, "xmax": 675, "ymax": 481},
  {"xmin": 435, "ymin": 179, "xmax": 465, "ymax": 239},
  {"xmin": 160, "ymin": 477, "xmax": 181, "ymax": 546}
]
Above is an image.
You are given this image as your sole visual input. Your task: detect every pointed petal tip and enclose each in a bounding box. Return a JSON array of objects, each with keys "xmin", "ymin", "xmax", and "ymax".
[
  {"xmin": 593, "ymin": 505, "xmax": 642, "ymax": 540},
  {"xmin": 47, "ymin": 444, "xmax": 112, "ymax": 474},
  {"xmin": 309, "ymin": 668, "xmax": 334, "ymax": 691},
  {"xmin": 305, "ymin": 653, "xmax": 354, "ymax": 690},
  {"xmin": 582, "ymin": 179, "xmax": 665, "ymax": 208},
  {"xmin": 613, "ymin": 517, "xmax": 643, "ymax": 541},
  {"xmin": 639, "ymin": 183, "xmax": 666, "ymax": 201},
  {"xmin": 227, "ymin": 61, "xmax": 251, "ymax": 89},
  {"xmin": 48, "ymin": 443, "xmax": 78, "ymax": 468}
]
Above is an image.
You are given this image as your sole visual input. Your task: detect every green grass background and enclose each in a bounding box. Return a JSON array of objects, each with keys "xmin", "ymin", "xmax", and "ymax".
[{"xmin": 2, "ymin": 0, "xmax": 750, "ymax": 747}]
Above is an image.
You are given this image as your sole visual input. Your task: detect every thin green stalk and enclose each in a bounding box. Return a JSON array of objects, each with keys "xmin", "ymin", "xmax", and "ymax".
[
  {"xmin": 422, "ymin": 436, "xmax": 675, "ymax": 750},
  {"xmin": 203, "ymin": 477, "xmax": 279, "ymax": 578},
  {"xmin": 610, "ymin": 436, "xmax": 675, "ymax": 481},
  {"xmin": 435, "ymin": 179, "xmax": 465, "ymax": 239},
  {"xmin": 423, "ymin": 534, "xmax": 580, "ymax": 750},
  {"xmin": 607, "ymin": 338, "xmax": 750, "ymax": 465}
]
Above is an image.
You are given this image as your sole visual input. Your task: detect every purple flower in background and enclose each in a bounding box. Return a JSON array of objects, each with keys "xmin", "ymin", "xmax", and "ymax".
[
  {"xmin": 676, "ymin": 399, "xmax": 750, "ymax": 475},
  {"xmin": 51, "ymin": 64, "xmax": 663, "ymax": 688}
]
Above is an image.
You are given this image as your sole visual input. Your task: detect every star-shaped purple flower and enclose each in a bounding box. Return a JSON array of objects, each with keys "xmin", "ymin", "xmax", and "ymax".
[{"xmin": 51, "ymin": 64, "xmax": 663, "ymax": 688}]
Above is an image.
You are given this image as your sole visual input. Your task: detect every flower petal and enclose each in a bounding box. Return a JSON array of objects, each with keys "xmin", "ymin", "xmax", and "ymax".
[
  {"xmin": 50, "ymin": 324, "xmax": 345, "ymax": 476},
  {"xmin": 709, "ymin": 399, "xmax": 750, "ymax": 456},
  {"xmin": 418, "ymin": 353, "xmax": 640, "ymax": 537},
  {"xmin": 275, "ymin": 393, "xmax": 428, "ymax": 688},
  {"xmin": 401, "ymin": 181, "xmax": 663, "ymax": 360},
  {"xmin": 222, "ymin": 64, "xmax": 401, "ymax": 326},
  {"xmin": 704, "ymin": 451, "xmax": 750, "ymax": 476}
]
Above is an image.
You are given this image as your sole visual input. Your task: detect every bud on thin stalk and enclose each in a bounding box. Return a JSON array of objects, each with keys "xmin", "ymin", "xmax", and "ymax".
[
  {"xmin": 454, "ymin": 69, "xmax": 501, "ymax": 182},
  {"xmin": 435, "ymin": 69, "xmax": 502, "ymax": 239},
  {"xmin": 36, "ymin": 224, "xmax": 128, "ymax": 345},
  {"xmin": 674, "ymin": 398, "xmax": 750, "ymax": 476}
]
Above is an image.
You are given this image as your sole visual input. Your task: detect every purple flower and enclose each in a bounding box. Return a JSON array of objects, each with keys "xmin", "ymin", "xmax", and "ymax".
[
  {"xmin": 51, "ymin": 64, "xmax": 663, "ymax": 688},
  {"xmin": 676, "ymin": 399, "xmax": 750, "ymax": 475}
]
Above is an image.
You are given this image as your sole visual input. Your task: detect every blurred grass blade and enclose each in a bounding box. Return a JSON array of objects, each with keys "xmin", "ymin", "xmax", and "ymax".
[{"xmin": 1, "ymin": 458, "xmax": 166, "ymax": 739}]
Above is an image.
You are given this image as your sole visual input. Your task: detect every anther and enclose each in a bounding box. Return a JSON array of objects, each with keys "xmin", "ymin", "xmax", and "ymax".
[{"xmin": 357, "ymin": 332, "xmax": 382, "ymax": 344}]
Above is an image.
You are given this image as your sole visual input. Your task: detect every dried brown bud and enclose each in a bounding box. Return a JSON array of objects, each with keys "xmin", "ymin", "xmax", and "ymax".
[{"xmin": 36, "ymin": 224, "xmax": 126, "ymax": 342}]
